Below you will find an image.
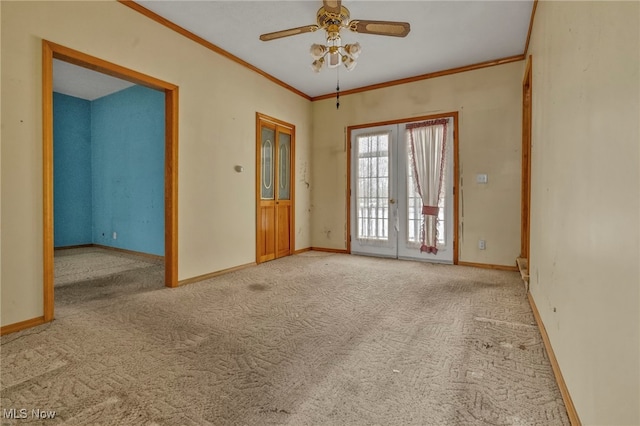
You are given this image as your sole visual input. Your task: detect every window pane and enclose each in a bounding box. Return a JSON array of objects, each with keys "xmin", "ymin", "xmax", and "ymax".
[{"xmin": 356, "ymin": 133, "xmax": 391, "ymax": 241}]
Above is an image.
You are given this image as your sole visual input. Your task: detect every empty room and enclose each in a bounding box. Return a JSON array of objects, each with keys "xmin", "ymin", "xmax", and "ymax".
[
  {"xmin": 1, "ymin": 1, "xmax": 638, "ymax": 425},
  {"xmin": 52, "ymin": 60, "xmax": 167, "ymax": 306}
]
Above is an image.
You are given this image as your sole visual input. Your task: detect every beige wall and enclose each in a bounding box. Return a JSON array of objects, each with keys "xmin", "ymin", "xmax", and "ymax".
[
  {"xmin": 0, "ymin": 1, "xmax": 312, "ymax": 326},
  {"xmin": 311, "ymin": 61, "xmax": 524, "ymax": 266},
  {"xmin": 527, "ymin": 1, "xmax": 640, "ymax": 424}
]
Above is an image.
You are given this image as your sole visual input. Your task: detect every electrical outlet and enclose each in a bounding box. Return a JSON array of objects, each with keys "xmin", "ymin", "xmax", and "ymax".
[
  {"xmin": 478, "ymin": 239, "xmax": 486, "ymax": 250},
  {"xmin": 476, "ymin": 174, "xmax": 488, "ymax": 184},
  {"xmin": 112, "ymin": 232, "xmax": 117, "ymax": 240}
]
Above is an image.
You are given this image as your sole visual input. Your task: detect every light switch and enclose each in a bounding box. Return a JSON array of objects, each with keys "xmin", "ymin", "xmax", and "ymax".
[{"xmin": 476, "ymin": 174, "xmax": 488, "ymax": 184}]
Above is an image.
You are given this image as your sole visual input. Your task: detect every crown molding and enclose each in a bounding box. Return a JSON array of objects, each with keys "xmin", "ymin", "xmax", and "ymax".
[
  {"xmin": 524, "ymin": 0, "xmax": 539, "ymax": 55},
  {"xmin": 119, "ymin": 1, "xmax": 535, "ymax": 103},
  {"xmin": 311, "ymin": 54, "xmax": 525, "ymax": 101},
  {"xmin": 118, "ymin": 0, "xmax": 312, "ymax": 101}
]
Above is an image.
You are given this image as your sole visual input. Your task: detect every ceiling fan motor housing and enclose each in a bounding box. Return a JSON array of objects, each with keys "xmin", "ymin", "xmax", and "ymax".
[{"xmin": 317, "ymin": 5, "xmax": 351, "ymax": 32}]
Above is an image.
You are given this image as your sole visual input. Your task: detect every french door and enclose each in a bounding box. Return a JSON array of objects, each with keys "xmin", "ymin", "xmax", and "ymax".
[
  {"xmin": 256, "ymin": 114, "xmax": 294, "ymax": 263},
  {"xmin": 350, "ymin": 118, "xmax": 454, "ymax": 263}
]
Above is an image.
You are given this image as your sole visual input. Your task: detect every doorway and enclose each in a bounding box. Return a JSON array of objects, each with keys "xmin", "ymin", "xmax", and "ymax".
[
  {"xmin": 255, "ymin": 113, "xmax": 295, "ymax": 263},
  {"xmin": 348, "ymin": 113, "xmax": 459, "ymax": 264},
  {"xmin": 42, "ymin": 40, "xmax": 179, "ymax": 322}
]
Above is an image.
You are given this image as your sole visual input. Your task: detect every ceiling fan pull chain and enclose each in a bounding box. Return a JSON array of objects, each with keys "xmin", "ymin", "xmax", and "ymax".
[{"xmin": 336, "ymin": 68, "xmax": 340, "ymax": 109}]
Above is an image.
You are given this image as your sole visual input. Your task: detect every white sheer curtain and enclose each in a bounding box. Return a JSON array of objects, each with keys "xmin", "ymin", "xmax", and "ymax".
[{"xmin": 407, "ymin": 119, "xmax": 448, "ymax": 253}]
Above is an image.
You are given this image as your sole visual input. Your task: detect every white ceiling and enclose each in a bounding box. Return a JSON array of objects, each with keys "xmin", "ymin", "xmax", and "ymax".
[
  {"xmin": 52, "ymin": 1, "xmax": 534, "ymax": 100},
  {"xmin": 136, "ymin": 0, "xmax": 534, "ymax": 98},
  {"xmin": 53, "ymin": 59, "xmax": 135, "ymax": 101}
]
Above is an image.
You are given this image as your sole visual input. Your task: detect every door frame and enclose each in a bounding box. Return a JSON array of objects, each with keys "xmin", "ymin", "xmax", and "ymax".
[
  {"xmin": 521, "ymin": 55, "xmax": 532, "ymax": 260},
  {"xmin": 346, "ymin": 112, "xmax": 459, "ymax": 264},
  {"xmin": 42, "ymin": 40, "xmax": 179, "ymax": 323},
  {"xmin": 255, "ymin": 112, "xmax": 296, "ymax": 264}
]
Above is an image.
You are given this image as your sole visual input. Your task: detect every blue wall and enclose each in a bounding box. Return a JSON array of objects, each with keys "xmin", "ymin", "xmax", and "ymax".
[
  {"xmin": 53, "ymin": 93, "xmax": 93, "ymax": 247},
  {"xmin": 91, "ymin": 85, "xmax": 165, "ymax": 256},
  {"xmin": 53, "ymin": 85, "xmax": 164, "ymax": 256}
]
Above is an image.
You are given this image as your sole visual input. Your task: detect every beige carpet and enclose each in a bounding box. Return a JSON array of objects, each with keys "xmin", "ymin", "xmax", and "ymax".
[
  {"xmin": 54, "ymin": 247, "xmax": 162, "ymax": 287},
  {"xmin": 1, "ymin": 248, "xmax": 569, "ymax": 425}
]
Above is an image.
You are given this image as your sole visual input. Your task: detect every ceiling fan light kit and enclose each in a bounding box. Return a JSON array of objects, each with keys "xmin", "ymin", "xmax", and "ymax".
[
  {"xmin": 309, "ymin": 41, "xmax": 360, "ymax": 72},
  {"xmin": 260, "ymin": 0, "xmax": 410, "ymax": 107}
]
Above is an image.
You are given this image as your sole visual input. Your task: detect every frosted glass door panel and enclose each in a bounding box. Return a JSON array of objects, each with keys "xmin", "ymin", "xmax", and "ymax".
[
  {"xmin": 261, "ymin": 126, "xmax": 275, "ymax": 200},
  {"xmin": 278, "ymin": 133, "xmax": 291, "ymax": 200}
]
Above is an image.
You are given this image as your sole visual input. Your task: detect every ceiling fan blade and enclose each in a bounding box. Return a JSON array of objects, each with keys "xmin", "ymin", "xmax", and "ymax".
[
  {"xmin": 323, "ymin": 0, "xmax": 342, "ymax": 15},
  {"xmin": 349, "ymin": 20, "xmax": 411, "ymax": 37},
  {"xmin": 259, "ymin": 25, "xmax": 320, "ymax": 41}
]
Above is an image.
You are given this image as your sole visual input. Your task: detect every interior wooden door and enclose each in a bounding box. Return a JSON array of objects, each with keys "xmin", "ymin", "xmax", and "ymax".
[
  {"xmin": 275, "ymin": 127, "xmax": 293, "ymax": 258},
  {"xmin": 258, "ymin": 122, "xmax": 277, "ymax": 262},
  {"xmin": 256, "ymin": 114, "xmax": 295, "ymax": 264}
]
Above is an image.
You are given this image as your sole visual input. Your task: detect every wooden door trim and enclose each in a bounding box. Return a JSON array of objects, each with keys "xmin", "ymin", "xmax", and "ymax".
[
  {"xmin": 346, "ymin": 112, "xmax": 459, "ymax": 264},
  {"xmin": 257, "ymin": 113, "xmax": 295, "ymax": 130},
  {"xmin": 521, "ymin": 55, "xmax": 533, "ymax": 260},
  {"xmin": 42, "ymin": 40, "xmax": 179, "ymax": 323},
  {"xmin": 256, "ymin": 113, "xmax": 296, "ymax": 263}
]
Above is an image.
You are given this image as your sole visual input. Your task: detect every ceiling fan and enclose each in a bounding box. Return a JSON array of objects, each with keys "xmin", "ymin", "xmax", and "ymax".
[{"xmin": 259, "ymin": 0, "xmax": 411, "ymax": 73}]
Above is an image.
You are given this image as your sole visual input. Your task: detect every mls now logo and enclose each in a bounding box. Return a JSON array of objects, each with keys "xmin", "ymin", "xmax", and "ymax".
[{"xmin": 3, "ymin": 408, "xmax": 57, "ymax": 419}]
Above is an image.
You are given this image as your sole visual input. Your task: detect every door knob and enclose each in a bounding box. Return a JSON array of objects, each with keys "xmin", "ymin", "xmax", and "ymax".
[{"xmin": 389, "ymin": 199, "xmax": 396, "ymax": 204}]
